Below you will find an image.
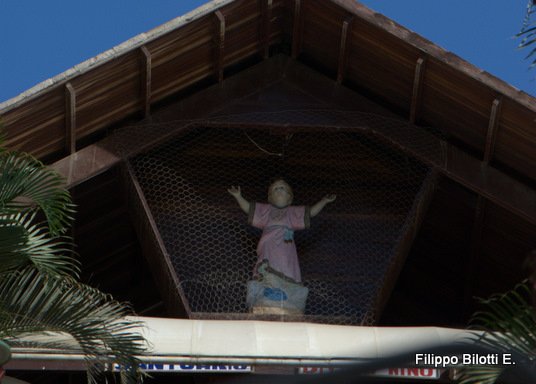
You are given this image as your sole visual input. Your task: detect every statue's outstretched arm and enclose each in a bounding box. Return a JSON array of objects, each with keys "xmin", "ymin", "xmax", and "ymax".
[
  {"xmin": 310, "ymin": 194, "xmax": 336, "ymax": 217},
  {"xmin": 228, "ymin": 185, "xmax": 250, "ymax": 214}
]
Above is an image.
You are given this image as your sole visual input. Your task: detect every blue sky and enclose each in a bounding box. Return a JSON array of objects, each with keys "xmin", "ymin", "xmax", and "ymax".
[{"xmin": 0, "ymin": 1, "xmax": 534, "ymax": 103}]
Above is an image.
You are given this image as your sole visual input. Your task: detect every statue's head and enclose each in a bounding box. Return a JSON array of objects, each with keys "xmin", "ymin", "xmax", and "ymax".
[{"xmin": 268, "ymin": 179, "xmax": 293, "ymax": 208}]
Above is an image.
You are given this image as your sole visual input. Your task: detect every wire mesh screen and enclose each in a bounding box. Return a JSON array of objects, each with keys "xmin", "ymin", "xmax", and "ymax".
[{"xmin": 127, "ymin": 115, "xmax": 430, "ymax": 325}]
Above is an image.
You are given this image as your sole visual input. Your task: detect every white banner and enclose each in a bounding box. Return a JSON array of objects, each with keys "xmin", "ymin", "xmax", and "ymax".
[
  {"xmin": 299, "ymin": 366, "xmax": 440, "ymax": 379},
  {"xmin": 113, "ymin": 364, "xmax": 251, "ymax": 373}
]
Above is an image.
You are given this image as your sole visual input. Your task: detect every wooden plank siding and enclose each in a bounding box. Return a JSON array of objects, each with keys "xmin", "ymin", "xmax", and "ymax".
[
  {"xmin": 2, "ymin": 88, "xmax": 66, "ymax": 158},
  {"xmin": 0, "ymin": 0, "xmax": 286, "ymax": 158},
  {"xmin": 493, "ymin": 99, "xmax": 536, "ymax": 184},
  {"xmin": 1, "ymin": 0, "xmax": 533, "ymax": 188},
  {"xmin": 70, "ymin": 52, "xmax": 142, "ymax": 138},
  {"xmin": 72, "ymin": 166, "xmax": 165, "ymax": 316},
  {"xmin": 345, "ymin": 17, "xmax": 418, "ymax": 113}
]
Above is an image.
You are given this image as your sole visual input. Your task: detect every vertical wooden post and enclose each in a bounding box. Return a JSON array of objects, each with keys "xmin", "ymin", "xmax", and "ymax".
[
  {"xmin": 291, "ymin": 0, "xmax": 302, "ymax": 59},
  {"xmin": 410, "ymin": 57, "xmax": 426, "ymax": 124},
  {"xmin": 140, "ymin": 46, "xmax": 152, "ymax": 118},
  {"xmin": 65, "ymin": 83, "xmax": 76, "ymax": 155},
  {"xmin": 261, "ymin": 0, "xmax": 273, "ymax": 59},
  {"xmin": 336, "ymin": 18, "xmax": 352, "ymax": 84},
  {"xmin": 483, "ymin": 98, "xmax": 502, "ymax": 165},
  {"xmin": 215, "ymin": 10, "xmax": 226, "ymax": 83},
  {"xmin": 440, "ymin": 139, "xmax": 449, "ymax": 170}
]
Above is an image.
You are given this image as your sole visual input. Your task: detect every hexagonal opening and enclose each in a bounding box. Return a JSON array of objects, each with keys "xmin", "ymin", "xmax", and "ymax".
[{"xmin": 128, "ymin": 116, "xmax": 431, "ymax": 326}]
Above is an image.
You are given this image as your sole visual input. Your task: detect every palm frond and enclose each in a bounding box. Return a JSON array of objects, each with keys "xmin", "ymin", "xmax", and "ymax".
[
  {"xmin": 518, "ymin": 0, "xmax": 536, "ymax": 68},
  {"xmin": 0, "ymin": 212, "xmax": 79, "ymax": 277},
  {"xmin": 0, "ymin": 269, "xmax": 147, "ymax": 383},
  {"xmin": 0, "ymin": 151, "xmax": 74, "ymax": 235},
  {"xmin": 0, "ymin": 143, "xmax": 147, "ymax": 382},
  {"xmin": 457, "ymin": 281, "xmax": 536, "ymax": 384}
]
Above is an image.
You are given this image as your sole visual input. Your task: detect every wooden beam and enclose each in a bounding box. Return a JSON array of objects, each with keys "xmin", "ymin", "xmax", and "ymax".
[
  {"xmin": 51, "ymin": 142, "xmax": 121, "ymax": 188},
  {"xmin": 483, "ymin": 98, "xmax": 502, "ymax": 165},
  {"xmin": 201, "ymin": 115, "xmax": 536, "ymax": 228},
  {"xmin": 336, "ymin": 18, "xmax": 353, "ymax": 85},
  {"xmin": 51, "ymin": 57, "xmax": 536, "ymax": 230},
  {"xmin": 140, "ymin": 46, "xmax": 152, "ymax": 118},
  {"xmin": 65, "ymin": 83, "xmax": 76, "ymax": 154},
  {"xmin": 261, "ymin": 0, "xmax": 273, "ymax": 59},
  {"xmin": 374, "ymin": 170, "xmax": 438, "ymax": 320},
  {"xmin": 410, "ymin": 57, "xmax": 426, "ymax": 124},
  {"xmin": 214, "ymin": 10, "xmax": 226, "ymax": 83},
  {"xmin": 123, "ymin": 162, "xmax": 192, "ymax": 318},
  {"xmin": 291, "ymin": 0, "xmax": 302, "ymax": 59},
  {"xmin": 282, "ymin": 59, "xmax": 536, "ymax": 227},
  {"xmin": 51, "ymin": 55, "xmax": 290, "ymax": 189}
]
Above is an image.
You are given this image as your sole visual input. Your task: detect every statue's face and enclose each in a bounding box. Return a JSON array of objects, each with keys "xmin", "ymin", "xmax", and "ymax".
[{"xmin": 268, "ymin": 180, "xmax": 293, "ymax": 208}]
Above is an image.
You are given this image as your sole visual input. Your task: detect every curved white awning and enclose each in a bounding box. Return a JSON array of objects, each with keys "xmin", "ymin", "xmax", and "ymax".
[{"xmin": 6, "ymin": 316, "xmax": 477, "ymax": 368}]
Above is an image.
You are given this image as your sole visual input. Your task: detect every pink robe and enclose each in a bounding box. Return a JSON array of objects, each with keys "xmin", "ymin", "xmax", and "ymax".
[{"xmin": 248, "ymin": 202, "xmax": 310, "ymax": 282}]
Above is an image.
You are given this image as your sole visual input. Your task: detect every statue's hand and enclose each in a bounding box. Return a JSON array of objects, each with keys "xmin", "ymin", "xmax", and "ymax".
[
  {"xmin": 228, "ymin": 186, "xmax": 242, "ymax": 198},
  {"xmin": 323, "ymin": 194, "xmax": 337, "ymax": 203}
]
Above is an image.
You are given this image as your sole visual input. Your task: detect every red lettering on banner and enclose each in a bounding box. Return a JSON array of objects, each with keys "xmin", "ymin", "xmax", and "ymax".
[{"xmin": 420, "ymin": 368, "xmax": 434, "ymax": 377}]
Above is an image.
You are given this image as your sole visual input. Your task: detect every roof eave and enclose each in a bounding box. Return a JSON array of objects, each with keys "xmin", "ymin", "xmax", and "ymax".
[
  {"xmin": 0, "ymin": 0, "xmax": 235, "ymax": 114},
  {"xmin": 332, "ymin": 0, "xmax": 536, "ymax": 112}
]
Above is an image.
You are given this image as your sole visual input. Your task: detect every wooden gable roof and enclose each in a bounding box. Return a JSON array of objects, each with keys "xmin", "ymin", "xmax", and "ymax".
[{"xmin": 1, "ymin": 0, "xmax": 536, "ymax": 327}]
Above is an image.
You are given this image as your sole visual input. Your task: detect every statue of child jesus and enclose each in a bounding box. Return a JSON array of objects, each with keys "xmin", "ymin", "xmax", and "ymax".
[{"xmin": 228, "ymin": 179, "xmax": 336, "ymax": 282}]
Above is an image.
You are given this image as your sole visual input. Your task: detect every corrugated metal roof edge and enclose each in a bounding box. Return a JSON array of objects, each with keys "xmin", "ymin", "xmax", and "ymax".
[{"xmin": 0, "ymin": 0, "xmax": 234, "ymax": 113}]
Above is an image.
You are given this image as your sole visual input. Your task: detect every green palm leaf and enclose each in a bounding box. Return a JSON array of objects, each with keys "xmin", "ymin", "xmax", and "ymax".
[
  {"xmin": 0, "ymin": 269, "xmax": 146, "ymax": 383},
  {"xmin": 518, "ymin": 0, "xmax": 536, "ymax": 68},
  {"xmin": 0, "ymin": 151, "xmax": 74, "ymax": 235},
  {"xmin": 0, "ymin": 138, "xmax": 147, "ymax": 382},
  {"xmin": 0, "ymin": 212, "xmax": 79, "ymax": 277},
  {"xmin": 457, "ymin": 281, "xmax": 536, "ymax": 384}
]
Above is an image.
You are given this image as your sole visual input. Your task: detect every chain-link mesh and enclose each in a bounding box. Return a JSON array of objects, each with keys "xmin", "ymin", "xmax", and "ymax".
[{"xmin": 123, "ymin": 109, "xmax": 431, "ymax": 325}]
